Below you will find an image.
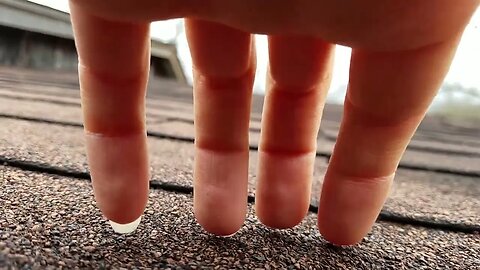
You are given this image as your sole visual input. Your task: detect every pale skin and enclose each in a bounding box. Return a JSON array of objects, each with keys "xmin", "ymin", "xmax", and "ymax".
[{"xmin": 68, "ymin": 0, "xmax": 479, "ymax": 245}]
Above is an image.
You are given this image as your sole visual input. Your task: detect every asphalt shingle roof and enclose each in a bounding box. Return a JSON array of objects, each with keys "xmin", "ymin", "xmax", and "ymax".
[{"xmin": 0, "ymin": 67, "xmax": 479, "ymax": 269}]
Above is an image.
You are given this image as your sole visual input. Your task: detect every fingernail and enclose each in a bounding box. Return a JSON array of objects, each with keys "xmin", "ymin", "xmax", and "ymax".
[{"xmin": 109, "ymin": 216, "xmax": 142, "ymax": 234}]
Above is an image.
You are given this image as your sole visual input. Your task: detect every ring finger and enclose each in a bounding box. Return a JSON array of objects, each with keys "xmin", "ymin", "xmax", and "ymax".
[{"xmin": 256, "ymin": 36, "xmax": 334, "ymax": 228}]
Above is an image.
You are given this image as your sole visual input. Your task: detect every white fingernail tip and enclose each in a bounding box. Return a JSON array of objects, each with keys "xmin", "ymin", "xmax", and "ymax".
[{"xmin": 109, "ymin": 216, "xmax": 142, "ymax": 234}]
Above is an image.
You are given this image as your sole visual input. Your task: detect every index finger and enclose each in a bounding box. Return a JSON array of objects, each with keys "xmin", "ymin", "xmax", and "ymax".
[{"xmin": 318, "ymin": 36, "xmax": 462, "ymax": 245}]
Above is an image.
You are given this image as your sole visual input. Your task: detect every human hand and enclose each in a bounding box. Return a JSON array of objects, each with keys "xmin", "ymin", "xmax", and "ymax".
[{"xmin": 68, "ymin": 0, "xmax": 479, "ymax": 245}]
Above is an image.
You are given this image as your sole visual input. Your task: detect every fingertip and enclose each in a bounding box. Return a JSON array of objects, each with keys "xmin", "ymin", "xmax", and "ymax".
[
  {"xmin": 317, "ymin": 172, "xmax": 393, "ymax": 246},
  {"xmin": 255, "ymin": 204, "xmax": 307, "ymax": 230},
  {"xmin": 194, "ymin": 197, "xmax": 246, "ymax": 237},
  {"xmin": 317, "ymin": 218, "xmax": 364, "ymax": 247},
  {"xmin": 86, "ymin": 133, "xmax": 150, "ymax": 225},
  {"xmin": 255, "ymin": 151, "xmax": 314, "ymax": 229},
  {"xmin": 194, "ymin": 209, "xmax": 245, "ymax": 237},
  {"xmin": 193, "ymin": 149, "xmax": 248, "ymax": 236}
]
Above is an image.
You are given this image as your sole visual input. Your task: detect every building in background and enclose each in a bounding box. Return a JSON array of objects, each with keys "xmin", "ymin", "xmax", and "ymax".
[{"xmin": 0, "ymin": 0, "xmax": 187, "ymax": 84}]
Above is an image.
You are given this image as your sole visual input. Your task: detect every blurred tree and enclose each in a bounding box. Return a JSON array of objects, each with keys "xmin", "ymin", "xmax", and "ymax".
[{"xmin": 432, "ymin": 83, "xmax": 480, "ymax": 121}]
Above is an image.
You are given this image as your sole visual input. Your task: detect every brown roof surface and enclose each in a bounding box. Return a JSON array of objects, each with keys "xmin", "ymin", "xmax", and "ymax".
[{"xmin": 1, "ymin": 67, "xmax": 479, "ymax": 269}]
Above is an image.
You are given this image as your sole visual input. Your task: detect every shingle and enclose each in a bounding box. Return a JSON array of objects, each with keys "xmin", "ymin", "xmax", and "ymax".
[
  {"xmin": 310, "ymin": 169, "xmax": 480, "ymax": 227},
  {"xmin": 0, "ymin": 117, "xmax": 478, "ymax": 227},
  {"xmin": 0, "ymin": 117, "xmax": 267, "ymax": 192},
  {"xmin": 1, "ymin": 167, "xmax": 479, "ymax": 269},
  {"xmin": 1, "ymin": 69, "xmax": 480, "ymax": 269},
  {"xmin": 321, "ymin": 128, "xmax": 480, "ymax": 158},
  {"xmin": 2, "ymin": 90, "xmax": 479, "ymax": 176}
]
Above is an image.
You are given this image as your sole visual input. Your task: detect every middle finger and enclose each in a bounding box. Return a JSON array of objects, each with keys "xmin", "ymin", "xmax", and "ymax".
[{"xmin": 186, "ymin": 19, "xmax": 256, "ymax": 236}]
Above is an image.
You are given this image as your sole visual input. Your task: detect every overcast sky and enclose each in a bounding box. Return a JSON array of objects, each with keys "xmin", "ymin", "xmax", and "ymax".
[{"xmin": 28, "ymin": 0, "xmax": 480, "ymax": 99}]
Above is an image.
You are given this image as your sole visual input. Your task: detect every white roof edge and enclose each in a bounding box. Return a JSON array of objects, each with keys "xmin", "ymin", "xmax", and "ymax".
[{"xmin": 0, "ymin": 0, "xmax": 71, "ymax": 23}]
